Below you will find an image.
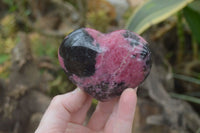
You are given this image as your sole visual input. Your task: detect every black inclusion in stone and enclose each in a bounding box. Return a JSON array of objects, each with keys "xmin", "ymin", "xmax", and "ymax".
[
  {"xmin": 140, "ymin": 50, "xmax": 148, "ymax": 60},
  {"xmin": 146, "ymin": 59, "xmax": 152, "ymax": 67},
  {"xmin": 112, "ymin": 82, "xmax": 127, "ymax": 95},
  {"xmin": 146, "ymin": 55, "xmax": 152, "ymax": 71},
  {"xmin": 59, "ymin": 28, "xmax": 99, "ymax": 77},
  {"xmin": 140, "ymin": 45, "xmax": 151, "ymax": 60},
  {"xmin": 123, "ymin": 31, "xmax": 140, "ymax": 47},
  {"xmin": 84, "ymin": 81, "xmax": 127, "ymax": 101}
]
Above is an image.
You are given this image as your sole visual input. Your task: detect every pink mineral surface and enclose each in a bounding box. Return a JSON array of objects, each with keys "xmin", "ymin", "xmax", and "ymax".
[{"xmin": 58, "ymin": 28, "xmax": 152, "ymax": 101}]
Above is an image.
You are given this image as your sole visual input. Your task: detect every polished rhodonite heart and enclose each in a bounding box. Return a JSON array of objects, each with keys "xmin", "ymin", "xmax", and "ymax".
[{"xmin": 58, "ymin": 28, "xmax": 152, "ymax": 101}]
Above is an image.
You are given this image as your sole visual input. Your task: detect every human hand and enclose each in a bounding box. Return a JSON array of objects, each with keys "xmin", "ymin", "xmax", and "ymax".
[{"xmin": 35, "ymin": 88, "xmax": 137, "ymax": 133}]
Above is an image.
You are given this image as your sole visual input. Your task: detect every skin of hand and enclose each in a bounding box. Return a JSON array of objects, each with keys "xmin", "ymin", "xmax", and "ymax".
[{"xmin": 35, "ymin": 88, "xmax": 137, "ymax": 133}]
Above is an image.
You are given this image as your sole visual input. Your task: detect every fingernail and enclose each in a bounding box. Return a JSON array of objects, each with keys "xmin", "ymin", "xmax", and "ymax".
[{"xmin": 71, "ymin": 88, "xmax": 80, "ymax": 94}]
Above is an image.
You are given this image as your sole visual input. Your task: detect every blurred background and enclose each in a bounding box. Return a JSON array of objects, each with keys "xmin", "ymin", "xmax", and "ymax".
[{"xmin": 0, "ymin": 0, "xmax": 200, "ymax": 132}]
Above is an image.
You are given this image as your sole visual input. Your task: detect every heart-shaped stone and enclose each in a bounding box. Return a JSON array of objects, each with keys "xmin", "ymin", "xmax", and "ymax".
[{"xmin": 58, "ymin": 28, "xmax": 152, "ymax": 101}]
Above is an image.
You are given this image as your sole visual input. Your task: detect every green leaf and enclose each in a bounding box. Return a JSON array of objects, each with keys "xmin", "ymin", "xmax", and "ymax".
[
  {"xmin": 0, "ymin": 54, "xmax": 10, "ymax": 64},
  {"xmin": 188, "ymin": 0, "xmax": 200, "ymax": 14},
  {"xmin": 173, "ymin": 73, "xmax": 200, "ymax": 85},
  {"xmin": 126, "ymin": 0, "xmax": 193, "ymax": 34},
  {"xmin": 170, "ymin": 92, "xmax": 200, "ymax": 104},
  {"xmin": 183, "ymin": 5, "xmax": 200, "ymax": 43}
]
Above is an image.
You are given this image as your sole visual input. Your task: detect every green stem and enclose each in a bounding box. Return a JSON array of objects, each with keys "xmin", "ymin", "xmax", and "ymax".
[
  {"xmin": 192, "ymin": 36, "xmax": 199, "ymax": 60},
  {"xmin": 76, "ymin": 0, "xmax": 88, "ymax": 27},
  {"xmin": 177, "ymin": 11, "xmax": 185, "ymax": 63}
]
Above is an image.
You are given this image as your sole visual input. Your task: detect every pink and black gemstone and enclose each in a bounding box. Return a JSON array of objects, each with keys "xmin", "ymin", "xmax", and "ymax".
[{"xmin": 58, "ymin": 28, "xmax": 152, "ymax": 101}]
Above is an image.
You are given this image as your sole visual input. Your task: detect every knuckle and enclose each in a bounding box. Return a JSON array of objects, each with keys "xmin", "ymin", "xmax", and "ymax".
[{"xmin": 51, "ymin": 95, "xmax": 62, "ymax": 106}]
